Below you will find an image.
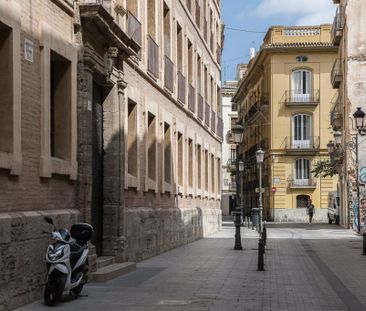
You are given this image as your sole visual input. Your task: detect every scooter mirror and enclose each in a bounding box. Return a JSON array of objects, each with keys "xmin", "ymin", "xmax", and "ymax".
[{"xmin": 44, "ymin": 216, "xmax": 53, "ymax": 225}]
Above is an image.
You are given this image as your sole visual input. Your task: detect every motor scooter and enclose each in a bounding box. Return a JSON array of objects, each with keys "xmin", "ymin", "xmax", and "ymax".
[{"xmin": 43, "ymin": 216, "xmax": 93, "ymax": 306}]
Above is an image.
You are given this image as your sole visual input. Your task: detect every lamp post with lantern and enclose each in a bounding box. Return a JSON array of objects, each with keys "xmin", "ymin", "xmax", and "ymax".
[
  {"xmin": 231, "ymin": 123, "xmax": 244, "ymax": 250},
  {"xmin": 326, "ymin": 107, "xmax": 366, "ymax": 233},
  {"xmin": 256, "ymin": 148, "xmax": 265, "ymax": 234}
]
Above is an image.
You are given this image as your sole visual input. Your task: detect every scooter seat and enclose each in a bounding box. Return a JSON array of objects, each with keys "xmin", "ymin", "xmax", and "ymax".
[{"xmin": 70, "ymin": 243, "xmax": 85, "ymax": 269}]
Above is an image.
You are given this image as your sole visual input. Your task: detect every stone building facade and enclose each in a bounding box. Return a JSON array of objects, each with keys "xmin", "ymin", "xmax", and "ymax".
[
  {"xmin": 329, "ymin": 0, "xmax": 366, "ymax": 229},
  {"xmin": 232, "ymin": 25, "xmax": 338, "ymax": 222},
  {"xmin": 0, "ymin": 0, "xmax": 223, "ymax": 309},
  {"xmin": 0, "ymin": 1, "xmax": 79, "ymax": 310}
]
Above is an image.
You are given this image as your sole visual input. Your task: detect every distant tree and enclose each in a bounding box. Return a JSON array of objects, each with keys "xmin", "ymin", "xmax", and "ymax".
[{"xmin": 312, "ymin": 159, "xmax": 338, "ymax": 178}]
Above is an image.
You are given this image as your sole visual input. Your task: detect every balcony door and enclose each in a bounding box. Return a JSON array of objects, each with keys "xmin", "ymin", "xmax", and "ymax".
[
  {"xmin": 295, "ymin": 158, "xmax": 310, "ymax": 186},
  {"xmin": 292, "ymin": 69, "xmax": 311, "ymax": 102},
  {"xmin": 293, "ymin": 114, "xmax": 311, "ymax": 148}
]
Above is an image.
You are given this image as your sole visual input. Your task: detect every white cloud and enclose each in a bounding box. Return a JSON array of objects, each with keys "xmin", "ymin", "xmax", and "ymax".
[{"xmin": 253, "ymin": 0, "xmax": 335, "ymax": 26}]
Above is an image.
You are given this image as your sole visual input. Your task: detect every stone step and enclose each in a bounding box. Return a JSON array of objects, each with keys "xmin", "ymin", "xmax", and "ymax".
[
  {"xmin": 91, "ymin": 262, "xmax": 136, "ymax": 283},
  {"xmin": 96, "ymin": 256, "xmax": 116, "ymax": 269}
]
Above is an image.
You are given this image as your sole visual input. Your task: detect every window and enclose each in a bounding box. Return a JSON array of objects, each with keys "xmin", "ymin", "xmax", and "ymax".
[
  {"xmin": 217, "ymin": 158, "xmax": 221, "ymax": 193},
  {"xmin": 188, "ymin": 138, "xmax": 193, "ymax": 187},
  {"xmin": 0, "ymin": 23, "xmax": 13, "ymax": 154},
  {"xmin": 292, "ymin": 69, "xmax": 311, "ymax": 101},
  {"xmin": 164, "ymin": 122, "xmax": 171, "ymax": 184},
  {"xmin": 295, "ymin": 158, "xmax": 310, "ymax": 185},
  {"xmin": 177, "ymin": 23, "xmax": 183, "ymax": 73},
  {"xmin": 163, "ymin": 3, "xmax": 170, "ymax": 57},
  {"xmin": 187, "ymin": 40, "xmax": 193, "ymax": 85},
  {"xmin": 147, "ymin": 112, "xmax": 156, "ymax": 181},
  {"xmin": 205, "ymin": 150, "xmax": 208, "ymax": 192},
  {"xmin": 197, "ymin": 144, "xmax": 202, "ymax": 189},
  {"xmin": 39, "ymin": 24, "xmax": 77, "ymax": 179},
  {"xmin": 50, "ymin": 50, "xmax": 72, "ymax": 160},
  {"xmin": 0, "ymin": 7, "xmax": 21, "ymax": 175},
  {"xmin": 297, "ymin": 195, "xmax": 310, "ymax": 208},
  {"xmin": 204, "ymin": 66, "xmax": 208, "ymax": 99},
  {"xmin": 127, "ymin": 100, "xmax": 137, "ymax": 177},
  {"xmin": 292, "ymin": 114, "xmax": 311, "ymax": 148},
  {"xmin": 147, "ymin": 0, "xmax": 156, "ymax": 38},
  {"xmin": 197, "ymin": 55, "xmax": 202, "ymax": 94},
  {"xmin": 211, "ymin": 154, "xmax": 215, "ymax": 194},
  {"xmin": 178, "ymin": 132, "xmax": 183, "ymax": 187}
]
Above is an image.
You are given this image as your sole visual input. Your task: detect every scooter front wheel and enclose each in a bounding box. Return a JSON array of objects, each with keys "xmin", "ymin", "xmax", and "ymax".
[{"xmin": 44, "ymin": 271, "xmax": 66, "ymax": 306}]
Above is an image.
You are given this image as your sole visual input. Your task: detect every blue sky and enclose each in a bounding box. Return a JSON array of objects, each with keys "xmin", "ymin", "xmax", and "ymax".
[{"xmin": 221, "ymin": 0, "xmax": 336, "ymax": 81}]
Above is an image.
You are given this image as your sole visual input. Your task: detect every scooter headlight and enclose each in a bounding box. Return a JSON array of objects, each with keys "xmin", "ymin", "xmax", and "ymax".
[{"xmin": 47, "ymin": 247, "xmax": 64, "ymax": 262}]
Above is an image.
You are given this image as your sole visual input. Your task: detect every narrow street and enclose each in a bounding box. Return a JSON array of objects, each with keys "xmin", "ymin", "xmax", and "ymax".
[{"xmin": 18, "ymin": 222, "xmax": 366, "ymax": 311}]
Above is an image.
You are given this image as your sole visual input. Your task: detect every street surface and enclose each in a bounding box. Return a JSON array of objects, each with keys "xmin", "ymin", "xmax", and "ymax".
[{"xmin": 17, "ymin": 222, "xmax": 365, "ymax": 311}]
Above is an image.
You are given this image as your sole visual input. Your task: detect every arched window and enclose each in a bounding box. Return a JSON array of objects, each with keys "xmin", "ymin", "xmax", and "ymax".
[
  {"xmin": 297, "ymin": 195, "xmax": 310, "ymax": 208},
  {"xmin": 292, "ymin": 69, "xmax": 311, "ymax": 102},
  {"xmin": 295, "ymin": 158, "xmax": 310, "ymax": 186},
  {"xmin": 292, "ymin": 114, "xmax": 311, "ymax": 148}
]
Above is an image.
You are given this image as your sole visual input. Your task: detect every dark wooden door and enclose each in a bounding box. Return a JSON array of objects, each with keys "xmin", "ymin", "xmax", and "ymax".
[{"xmin": 91, "ymin": 82, "xmax": 104, "ymax": 256}]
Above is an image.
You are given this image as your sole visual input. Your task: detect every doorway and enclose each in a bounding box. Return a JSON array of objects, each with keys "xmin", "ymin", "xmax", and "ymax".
[{"xmin": 91, "ymin": 81, "xmax": 104, "ymax": 256}]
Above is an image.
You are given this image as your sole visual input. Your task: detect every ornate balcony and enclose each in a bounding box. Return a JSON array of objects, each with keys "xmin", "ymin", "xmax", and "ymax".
[
  {"xmin": 226, "ymin": 159, "xmax": 236, "ymax": 172},
  {"xmin": 330, "ymin": 95, "xmax": 343, "ymax": 130},
  {"xmin": 288, "ymin": 177, "xmax": 317, "ymax": 189},
  {"xmin": 331, "ymin": 5, "xmax": 345, "ymax": 46},
  {"xmin": 285, "ymin": 136, "xmax": 320, "ymax": 153},
  {"xmin": 331, "ymin": 59, "xmax": 343, "ymax": 89},
  {"xmin": 283, "ymin": 90, "xmax": 320, "ymax": 106}
]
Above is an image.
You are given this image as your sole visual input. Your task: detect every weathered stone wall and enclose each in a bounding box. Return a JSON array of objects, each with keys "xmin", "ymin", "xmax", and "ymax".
[
  {"xmin": 273, "ymin": 208, "xmax": 328, "ymax": 223},
  {"xmin": 0, "ymin": 210, "xmax": 79, "ymax": 311},
  {"xmin": 123, "ymin": 190, "xmax": 221, "ymax": 262}
]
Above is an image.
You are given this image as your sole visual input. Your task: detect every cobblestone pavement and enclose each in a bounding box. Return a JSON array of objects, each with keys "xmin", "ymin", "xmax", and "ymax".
[{"xmin": 17, "ymin": 222, "xmax": 366, "ymax": 311}]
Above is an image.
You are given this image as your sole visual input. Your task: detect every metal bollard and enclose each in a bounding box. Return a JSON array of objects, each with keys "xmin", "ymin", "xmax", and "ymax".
[
  {"xmin": 257, "ymin": 238, "xmax": 264, "ymax": 271},
  {"xmin": 363, "ymin": 232, "xmax": 366, "ymax": 256},
  {"xmin": 262, "ymin": 225, "xmax": 267, "ymax": 246}
]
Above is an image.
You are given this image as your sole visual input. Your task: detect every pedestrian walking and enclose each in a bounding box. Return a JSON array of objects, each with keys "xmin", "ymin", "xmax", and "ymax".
[{"xmin": 307, "ymin": 199, "xmax": 315, "ymax": 224}]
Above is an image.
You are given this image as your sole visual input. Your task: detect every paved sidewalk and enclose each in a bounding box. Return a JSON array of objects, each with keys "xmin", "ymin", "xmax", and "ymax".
[{"xmin": 17, "ymin": 222, "xmax": 365, "ymax": 311}]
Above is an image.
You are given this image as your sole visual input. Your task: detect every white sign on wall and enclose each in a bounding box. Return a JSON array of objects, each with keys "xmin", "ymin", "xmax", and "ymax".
[
  {"xmin": 24, "ymin": 39, "xmax": 33, "ymax": 63},
  {"xmin": 273, "ymin": 177, "xmax": 280, "ymax": 185}
]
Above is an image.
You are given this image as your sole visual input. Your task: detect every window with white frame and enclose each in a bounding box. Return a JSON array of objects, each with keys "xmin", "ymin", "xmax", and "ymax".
[
  {"xmin": 292, "ymin": 114, "xmax": 311, "ymax": 148},
  {"xmin": 292, "ymin": 69, "xmax": 311, "ymax": 102},
  {"xmin": 294, "ymin": 158, "xmax": 310, "ymax": 186}
]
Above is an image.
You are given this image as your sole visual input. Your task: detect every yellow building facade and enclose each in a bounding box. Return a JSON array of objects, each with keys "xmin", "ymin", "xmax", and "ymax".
[{"xmin": 233, "ymin": 25, "xmax": 338, "ymax": 222}]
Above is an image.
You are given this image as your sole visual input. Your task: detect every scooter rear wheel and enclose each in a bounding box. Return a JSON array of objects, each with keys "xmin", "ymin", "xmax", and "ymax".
[{"xmin": 44, "ymin": 271, "xmax": 66, "ymax": 306}]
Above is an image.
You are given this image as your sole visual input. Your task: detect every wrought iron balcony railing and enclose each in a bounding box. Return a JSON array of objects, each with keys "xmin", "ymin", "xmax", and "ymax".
[
  {"xmin": 283, "ymin": 89, "xmax": 320, "ymax": 106},
  {"xmin": 288, "ymin": 177, "xmax": 317, "ymax": 188},
  {"xmin": 285, "ymin": 136, "xmax": 320, "ymax": 151},
  {"xmin": 331, "ymin": 59, "xmax": 343, "ymax": 89},
  {"xmin": 330, "ymin": 95, "xmax": 343, "ymax": 130},
  {"xmin": 331, "ymin": 5, "xmax": 345, "ymax": 46}
]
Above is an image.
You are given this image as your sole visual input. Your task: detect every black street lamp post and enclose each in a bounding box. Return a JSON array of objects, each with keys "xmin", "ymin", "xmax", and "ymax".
[{"xmin": 232, "ymin": 124, "xmax": 244, "ymax": 250}]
